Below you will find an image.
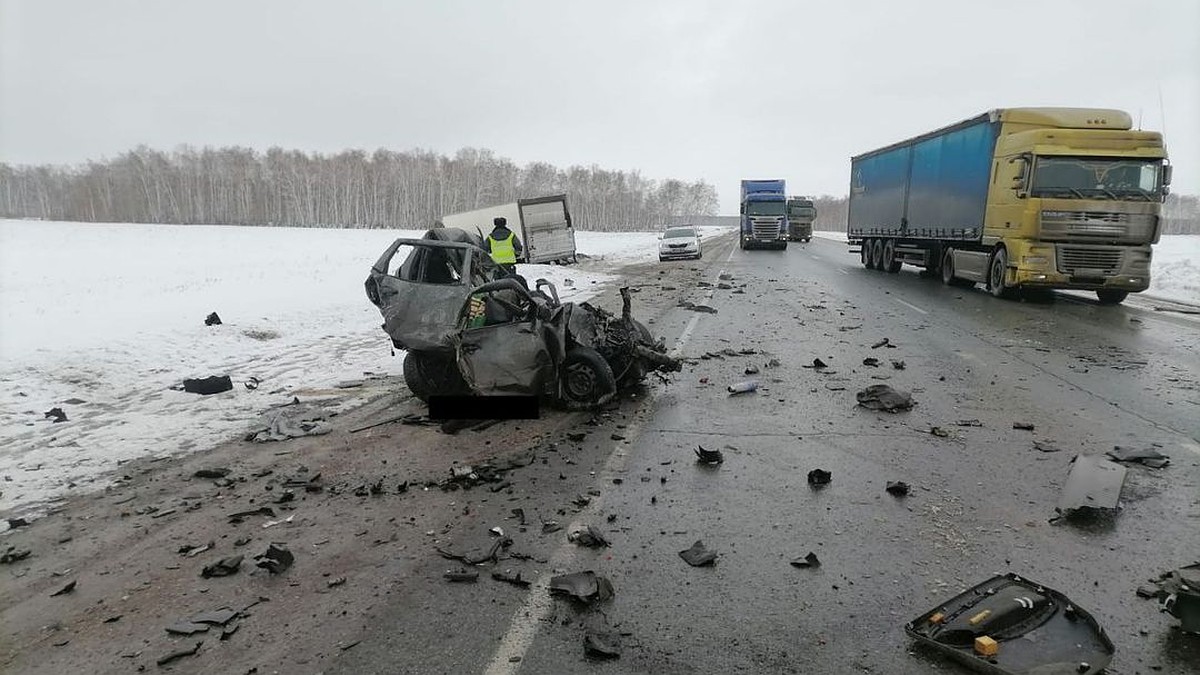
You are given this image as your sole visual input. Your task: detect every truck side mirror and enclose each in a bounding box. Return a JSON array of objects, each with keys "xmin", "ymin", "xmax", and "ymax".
[
  {"xmin": 1162, "ymin": 164, "xmax": 1173, "ymax": 186},
  {"xmin": 1009, "ymin": 156, "xmax": 1029, "ymax": 198}
]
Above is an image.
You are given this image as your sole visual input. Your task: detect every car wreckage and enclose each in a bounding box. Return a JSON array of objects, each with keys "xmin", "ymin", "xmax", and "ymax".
[{"xmin": 365, "ymin": 228, "xmax": 681, "ymax": 409}]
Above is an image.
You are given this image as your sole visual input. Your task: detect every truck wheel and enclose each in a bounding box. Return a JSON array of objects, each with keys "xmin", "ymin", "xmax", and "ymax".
[
  {"xmin": 883, "ymin": 239, "xmax": 902, "ymax": 273},
  {"xmin": 870, "ymin": 239, "xmax": 884, "ymax": 270},
  {"xmin": 861, "ymin": 241, "xmax": 872, "ymax": 268},
  {"xmin": 403, "ymin": 351, "xmax": 466, "ymax": 402},
  {"xmin": 988, "ymin": 248, "xmax": 1017, "ymax": 299},
  {"xmin": 559, "ymin": 346, "xmax": 617, "ymax": 410},
  {"xmin": 941, "ymin": 249, "xmax": 957, "ymax": 285},
  {"xmin": 1096, "ymin": 289, "xmax": 1128, "ymax": 305},
  {"xmin": 739, "ymin": 232, "xmax": 746, "ymax": 250}
]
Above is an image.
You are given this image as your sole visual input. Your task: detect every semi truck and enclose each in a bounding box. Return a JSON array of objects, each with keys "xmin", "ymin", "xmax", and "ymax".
[
  {"xmin": 441, "ymin": 194, "xmax": 577, "ymax": 264},
  {"xmin": 786, "ymin": 196, "xmax": 816, "ymax": 242},
  {"xmin": 847, "ymin": 108, "xmax": 1170, "ymax": 304},
  {"xmin": 739, "ymin": 179, "xmax": 789, "ymax": 249}
]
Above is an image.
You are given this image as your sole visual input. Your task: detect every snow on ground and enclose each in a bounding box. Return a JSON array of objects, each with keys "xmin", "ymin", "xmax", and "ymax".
[
  {"xmin": 0, "ymin": 220, "xmax": 726, "ymax": 513},
  {"xmin": 813, "ymin": 230, "xmax": 1199, "ymax": 305}
]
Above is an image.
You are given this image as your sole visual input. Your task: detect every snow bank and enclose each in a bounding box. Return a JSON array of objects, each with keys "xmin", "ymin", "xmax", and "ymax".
[
  {"xmin": 0, "ymin": 220, "xmax": 716, "ymax": 513},
  {"xmin": 813, "ymin": 230, "xmax": 1198, "ymax": 305}
]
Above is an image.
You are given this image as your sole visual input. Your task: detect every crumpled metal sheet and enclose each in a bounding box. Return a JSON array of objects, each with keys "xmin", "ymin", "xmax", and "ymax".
[
  {"xmin": 246, "ymin": 406, "xmax": 331, "ymax": 443},
  {"xmin": 1057, "ymin": 454, "xmax": 1127, "ymax": 514}
]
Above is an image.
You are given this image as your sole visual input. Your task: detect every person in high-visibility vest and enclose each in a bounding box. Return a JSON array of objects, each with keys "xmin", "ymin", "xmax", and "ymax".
[{"xmin": 485, "ymin": 216, "xmax": 524, "ymax": 275}]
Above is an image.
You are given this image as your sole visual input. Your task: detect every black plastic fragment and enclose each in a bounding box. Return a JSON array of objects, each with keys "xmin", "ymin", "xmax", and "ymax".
[
  {"xmin": 183, "ymin": 375, "xmax": 233, "ymax": 395},
  {"xmin": 189, "ymin": 608, "xmax": 239, "ymax": 625},
  {"xmin": 549, "ymin": 571, "xmax": 614, "ymax": 604},
  {"xmin": 886, "ymin": 481, "xmax": 910, "ymax": 496},
  {"xmin": 228, "ymin": 506, "xmax": 275, "ymax": 523},
  {"xmin": 569, "ymin": 525, "xmax": 610, "ymax": 548},
  {"xmin": 254, "ymin": 544, "xmax": 294, "ymax": 574},
  {"xmin": 492, "ymin": 569, "xmax": 531, "ymax": 587},
  {"xmin": 802, "ymin": 358, "xmax": 828, "ymax": 369},
  {"xmin": 444, "ymin": 568, "xmax": 480, "ymax": 583},
  {"xmin": 205, "ymin": 312, "xmax": 222, "ymax": 326},
  {"xmin": 807, "ymin": 469, "xmax": 832, "ymax": 486},
  {"xmin": 584, "ymin": 630, "xmax": 622, "ymax": 659},
  {"xmin": 50, "ymin": 580, "xmax": 77, "ymax": 596},
  {"xmin": 1, "ymin": 546, "xmax": 31, "ymax": 564},
  {"xmin": 679, "ymin": 540, "xmax": 717, "ymax": 567},
  {"xmin": 694, "ymin": 445, "xmax": 724, "ymax": 465},
  {"xmin": 1013, "ymin": 421, "xmax": 1036, "ymax": 431},
  {"xmin": 194, "ymin": 468, "xmax": 230, "ymax": 479},
  {"xmin": 201, "ymin": 555, "xmax": 243, "ymax": 578},
  {"xmin": 165, "ymin": 621, "xmax": 210, "ymax": 636},
  {"xmin": 790, "ymin": 552, "xmax": 821, "ymax": 568},
  {"xmin": 862, "ymin": 357, "xmax": 880, "ymax": 367},
  {"xmin": 43, "ymin": 407, "xmax": 68, "ymax": 423},
  {"xmin": 1106, "ymin": 446, "xmax": 1170, "ymax": 468},
  {"xmin": 856, "ymin": 385, "xmax": 914, "ymax": 412}
]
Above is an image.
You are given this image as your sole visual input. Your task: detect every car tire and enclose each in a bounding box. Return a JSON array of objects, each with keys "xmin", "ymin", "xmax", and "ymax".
[
  {"xmin": 403, "ymin": 351, "xmax": 467, "ymax": 402},
  {"xmin": 559, "ymin": 346, "xmax": 617, "ymax": 410},
  {"xmin": 1096, "ymin": 289, "xmax": 1128, "ymax": 305}
]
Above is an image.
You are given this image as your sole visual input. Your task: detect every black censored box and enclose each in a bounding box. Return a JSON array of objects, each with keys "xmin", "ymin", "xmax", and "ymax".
[{"xmin": 427, "ymin": 395, "xmax": 540, "ymax": 420}]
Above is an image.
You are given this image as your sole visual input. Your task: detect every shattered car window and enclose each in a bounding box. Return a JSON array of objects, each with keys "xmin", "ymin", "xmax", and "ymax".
[
  {"xmin": 391, "ymin": 243, "xmax": 465, "ymax": 285},
  {"xmin": 464, "ymin": 288, "xmax": 532, "ymax": 329}
]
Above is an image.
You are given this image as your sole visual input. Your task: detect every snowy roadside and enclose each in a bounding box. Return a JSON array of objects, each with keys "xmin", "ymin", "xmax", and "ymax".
[
  {"xmin": 0, "ymin": 220, "xmax": 729, "ymax": 513},
  {"xmin": 812, "ymin": 230, "xmax": 1198, "ymax": 306}
]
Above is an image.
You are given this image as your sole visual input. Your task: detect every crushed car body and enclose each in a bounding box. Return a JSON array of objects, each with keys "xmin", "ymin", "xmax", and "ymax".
[{"xmin": 365, "ymin": 227, "xmax": 681, "ymax": 409}]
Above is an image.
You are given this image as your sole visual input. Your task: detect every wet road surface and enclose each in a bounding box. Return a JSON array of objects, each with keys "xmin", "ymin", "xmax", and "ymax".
[{"xmin": 336, "ymin": 234, "xmax": 1200, "ymax": 674}]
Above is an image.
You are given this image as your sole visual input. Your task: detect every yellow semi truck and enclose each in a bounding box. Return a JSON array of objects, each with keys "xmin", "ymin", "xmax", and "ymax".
[{"xmin": 848, "ymin": 108, "xmax": 1171, "ymax": 304}]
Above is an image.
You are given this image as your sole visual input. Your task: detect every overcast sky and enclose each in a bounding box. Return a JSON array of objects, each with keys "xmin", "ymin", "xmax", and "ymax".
[{"xmin": 2, "ymin": 0, "xmax": 1197, "ymax": 212}]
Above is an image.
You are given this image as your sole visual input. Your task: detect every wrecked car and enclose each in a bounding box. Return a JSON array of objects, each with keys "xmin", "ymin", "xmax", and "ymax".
[{"xmin": 365, "ymin": 228, "xmax": 680, "ymax": 409}]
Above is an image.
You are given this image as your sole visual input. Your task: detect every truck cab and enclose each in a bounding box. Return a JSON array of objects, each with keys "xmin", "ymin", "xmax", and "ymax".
[
  {"xmin": 786, "ymin": 197, "xmax": 816, "ymax": 242},
  {"xmin": 740, "ymin": 179, "xmax": 789, "ymax": 250}
]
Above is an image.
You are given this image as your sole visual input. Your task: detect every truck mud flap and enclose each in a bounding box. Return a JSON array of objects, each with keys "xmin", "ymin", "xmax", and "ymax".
[{"xmin": 905, "ymin": 572, "xmax": 1114, "ymax": 674}]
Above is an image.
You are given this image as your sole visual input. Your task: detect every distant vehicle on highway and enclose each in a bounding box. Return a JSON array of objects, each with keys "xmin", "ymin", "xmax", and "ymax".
[
  {"xmin": 441, "ymin": 195, "xmax": 577, "ymax": 265},
  {"xmin": 786, "ymin": 196, "xmax": 816, "ymax": 242},
  {"xmin": 739, "ymin": 179, "xmax": 789, "ymax": 250},
  {"xmin": 848, "ymin": 107, "xmax": 1170, "ymax": 305},
  {"xmin": 658, "ymin": 226, "xmax": 703, "ymax": 261}
]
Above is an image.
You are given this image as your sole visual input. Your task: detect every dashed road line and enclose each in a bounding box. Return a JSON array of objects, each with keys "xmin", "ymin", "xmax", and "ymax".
[{"xmin": 893, "ymin": 298, "xmax": 929, "ymax": 315}]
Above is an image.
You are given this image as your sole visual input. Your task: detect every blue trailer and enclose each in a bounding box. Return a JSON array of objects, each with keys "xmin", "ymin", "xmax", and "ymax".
[{"xmin": 739, "ymin": 179, "xmax": 789, "ymax": 250}]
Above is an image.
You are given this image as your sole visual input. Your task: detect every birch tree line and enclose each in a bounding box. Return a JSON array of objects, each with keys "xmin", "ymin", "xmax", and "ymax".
[{"xmin": 0, "ymin": 146, "xmax": 719, "ymax": 231}]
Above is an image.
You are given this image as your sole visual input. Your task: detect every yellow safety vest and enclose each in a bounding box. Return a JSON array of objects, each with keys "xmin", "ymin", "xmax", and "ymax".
[{"xmin": 488, "ymin": 232, "xmax": 517, "ymax": 264}]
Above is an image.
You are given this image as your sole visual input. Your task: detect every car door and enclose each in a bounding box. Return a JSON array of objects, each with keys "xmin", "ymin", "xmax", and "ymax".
[{"xmin": 454, "ymin": 283, "xmax": 553, "ymax": 396}]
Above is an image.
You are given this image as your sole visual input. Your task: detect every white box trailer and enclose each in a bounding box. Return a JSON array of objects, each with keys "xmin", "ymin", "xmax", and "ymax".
[{"xmin": 441, "ymin": 195, "xmax": 577, "ymax": 264}]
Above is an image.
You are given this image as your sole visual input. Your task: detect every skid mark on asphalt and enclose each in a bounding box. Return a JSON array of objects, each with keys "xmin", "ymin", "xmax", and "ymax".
[{"xmin": 483, "ymin": 266, "xmax": 724, "ymax": 674}]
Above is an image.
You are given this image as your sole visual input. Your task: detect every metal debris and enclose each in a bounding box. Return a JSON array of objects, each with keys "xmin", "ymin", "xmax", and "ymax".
[
  {"xmin": 891, "ymin": 360, "xmax": 906, "ymax": 370},
  {"xmin": 871, "ymin": 338, "xmax": 891, "ymax": 349},
  {"xmin": 790, "ymin": 552, "xmax": 821, "ymax": 568},
  {"xmin": 955, "ymin": 419, "xmax": 983, "ymax": 427},
  {"xmin": 862, "ymin": 357, "xmax": 880, "ymax": 367},
  {"xmin": 568, "ymin": 525, "xmax": 610, "ymax": 548},
  {"xmin": 802, "ymin": 358, "xmax": 828, "ymax": 369},
  {"xmin": 584, "ymin": 630, "xmax": 623, "ymax": 659},
  {"xmin": 205, "ymin": 312, "xmax": 222, "ymax": 326},
  {"xmin": 886, "ymin": 481, "xmax": 910, "ymax": 496},
  {"xmin": 1013, "ymin": 421, "xmax": 1036, "ymax": 431},
  {"xmin": 727, "ymin": 380, "xmax": 758, "ymax": 394},
  {"xmin": 201, "ymin": 555, "xmax": 243, "ymax": 578},
  {"xmin": 929, "ymin": 427, "xmax": 949, "ymax": 438},
  {"xmin": 43, "ymin": 407, "xmax": 68, "ymax": 423},
  {"xmin": 679, "ymin": 540, "xmax": 718, "ymax": 567},
  {"xmin": 856, "ymin": 384, "xmax": 914, "ymax": 412},
  {"xmin": 1033, "ymin": 440, "xmax": 1062, "ymax": 454},
  {"xmin": 694, "ymin": 445, "xmax": 724, "ymax": 465},
  {"xmin": 254, "ymin": 544, "xmax": 294, "ymax": 574},
  {"xmin": 1106, "ymin": 446, "xmax": 1170, "ymax": 469},
  {"xmin": 548, "ymin": 571, "xmax": 614, "ymax": 604},
  {"xmin": 1, "ymin": 546, "xmax": 31, "ymax": 564},
  {"xmin": 228, "ymin": 506, "xmax": 275, "ymax": 523},
  {"xmin": 50, "ymin": 580, "xmax": 77, "ymax": 596},
  {"xmin": 1056, "ymin": 454, "xmax": 1127, "ymax": 517},
  {"xmin": 156, "ymin": 641, "xmax": 203, "ymax": 666},
  {"xmin": 443, "ymin": 568, "xmax": 480, "ymax": 583},
  {"xmin": 492, "ymin": 569, "xmax": 531, "ymax": 587}
]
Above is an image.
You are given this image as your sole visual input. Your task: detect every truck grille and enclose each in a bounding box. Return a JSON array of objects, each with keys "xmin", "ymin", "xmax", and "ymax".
[
  {"xmin": 752, "ymin": 220, "xmax": 781, "ymax": 238},
  {"xmin": 1057, "ymin": 246, "xmax": 1124, "ymax": 276},
  {"xmin": 1040, "ymin": 211, "xmax": 1156, "ymax": 242}
]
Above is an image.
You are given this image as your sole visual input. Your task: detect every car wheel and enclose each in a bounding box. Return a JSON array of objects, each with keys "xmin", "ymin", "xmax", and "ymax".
[
  {"xmin": 559, "ymin": 346, "xmax": 617, "ymax": 410},
  {"xmin": 403, "ymin": 351, "xmax": 466, "ymax": 402},
  {"xmin": 1096, "ymin": 289, "xmax": 1128, "ymax": 305},
  {"xmin": 989, "ymin": 248, "xmax": 1017, "ymax": 299}
]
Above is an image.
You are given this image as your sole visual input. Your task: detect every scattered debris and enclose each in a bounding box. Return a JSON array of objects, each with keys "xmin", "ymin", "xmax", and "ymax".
[
  {"xmin": 1145, "ymin": 562, "xmax": 1200, "ymax": 632},
  {"xmin": 584, "ymin": 630, "xmax": 623, "ymax": 659},
  {"xmin": 548, "ymin": 571, "xmax": 614, "ymax": 604},
  {"xmin": 718, "ymin": 273, "xmax": 733, "ymax": 281},
  {"xmin": 489, "ymin": 526, "xmax": 505, "ymax": 538},
  {"xmin": 1056, "ymin": 454, "xmax": 1127, "ymax": 518},
  {"xmin": 244, "ymin": 376, "xmax": 261, "ymax": 390},
  {"xmin": 444, "ymin": 568, "xmax": 480, "ymax": 583},
  {"xmin": 245, "ymin": 405, "xmax": 331, "ymax": 442},
  {"xmin": 727, "ymin": 380, "xmax": 758, "ymax": 394},
  {"xmin": 1106, "ymin": 446, "xmax": 1170, "ymax": 469},
  {"xmin": 542, "ymin": 521, "xmax": 563, "ymax": 534},
  {"xmin": 891, "ymin": 360, "xmax": 906, "ymax": 370},
  {"xmin": 802, "ymin": 358, "xmax": 828, "ymax": 369},
  {"xmin": 1012, "ymin": 421, "xmax": 1036, "ymax": 431},
  {"xmin": 678, "ymin": 540, "xmax": 718, "ymax": 567},
  {"xmin": 1032, "ymin": 440, "xmax": 1062, "ymax": 454},
  {"xmin": 183, "ymin": 375, "xmax": 234, "ymax": 395},
  {"xmin": 744, "ymin": 365, "xmax": 760, "ymax": 375},
  {"xmin": 929, "ymin": 426, "xmax": 949, "ymax": 438},
  {"xmin": 7, "ymin": 517, "xmax": 30, "ymax": 529},
  {"xmin": 178, "ymin": 542, "xmax": 214, "ymax": 558},
  {"xmin": 856, "ymin": 384, "xmax": 914, "ymax": 412},
  {"xmin": 492, "ymin": 569, "xmax": 531, "ymax": 587},
  {"xmin": 50, "ymin": 580, "xmax": 77, "ymax": 596},
  {"xmin": 201, "ymin": 555, "xmax": 243, "ymax": 578},
  {"xmin": 228, "ymin": 506, "xmax": 275, "ymax": 523},
  {"xmin": 327, "ymin": 576, "xmax": 347, "ymax": 588},
  {"xmin": 871, "ymin": 338, "xmax": 891, "ymax": 349},
  {"xmin": 1, "ymin": 547, "xmax": 32, "ymax": 564},
  {"xmin": 886, "ymin": 481, "xmax": 910, "ymax": 497},
  {"xmin": 510, "ymin": 508, "xmax": 527, "ymax": 526},
  {"xmin": 190, "ymin": 608, "xmax": 239, "ymax": 626},
  {"xmin": 694, "ymin": 445, "xmax": 724, "ymax": 465},
  {"xmin": 955, "ymin": 419, "xmax": 983, "ymax": 427},
  {"xmin": 807, "ymin": 469, "xmax": 832, "ymax": 487},
  {"xmin": 437, "ymin": 537, "xmax": 511, "ymax": 565},
  {"xmin": 790, "ymin": 552, "xmax": 821, "ymax": 568},
  {"xmin": 905, "ymin": 573, "xmax": 1114, "ymax": 675},
  {"xmin": 194, "ymin": 467, "xmax": 231, "ymax": 479},
  {"xmin": 205, "ymin": 312, "xmax": 222, "ymax": 326},
  {"xmin": 261, "ymin": 514, "xmax": 295, "ymax": 529},
  {"xmin": 567, "ymin": 432, "xmax": 586, "ymax": 442},
  {"xmin": 678, "ymin": 301, "xmax": 718, "ymax": 314},
  {"xmin": 43, "ymin": 407, "xmax": 68, "ymax": 423},
  {"xmin": 568, "ymin": 525, "xmax": 610, "ymax": 548},
  {"xmin": 156, "ymin": 641, "xmax": 203, "ymax": 666},
  {"xmin": 165, "ymin": 621, "xmax": 210, "ymax": 636},
  {"xmin": 862, "ymin": 357, "xmax": 880, "ymax": 367},
  {"xmin": 254, "ymin": 544, "xmax": 294, "ymax": 574}
]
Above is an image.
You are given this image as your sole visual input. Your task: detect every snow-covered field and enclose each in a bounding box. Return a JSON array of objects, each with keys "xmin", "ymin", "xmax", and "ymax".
[
  {"xmin": 813, "ymin": 230, "xmax": 1199, "ymax": 305},
  {"xmin": 0, "ymin": 220, "xmax": 727, "ymax": 513}
]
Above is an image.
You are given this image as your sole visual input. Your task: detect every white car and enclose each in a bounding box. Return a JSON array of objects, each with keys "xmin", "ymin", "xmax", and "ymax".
[{"xmin": 658, "ymin": 226, "xmax": 702, "ymax": 261}]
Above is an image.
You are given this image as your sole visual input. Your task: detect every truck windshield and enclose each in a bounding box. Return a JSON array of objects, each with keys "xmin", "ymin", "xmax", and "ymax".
[
  {"xmin": 1031, "ymin": 157, "xmax": 1163, "ymax": 201},
  {"xmin": 747, "ymin": 201, "xmax": 786, "ymax": 216},
  {"xmin": 788, "ymin": 204, "xmax": 815, "ymax": 217}
]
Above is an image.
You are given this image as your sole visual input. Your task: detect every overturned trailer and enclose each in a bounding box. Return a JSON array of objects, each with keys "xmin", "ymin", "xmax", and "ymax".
[{"xmin": 364, "ymin": 228, "xmax": 679, "ymax": 409}]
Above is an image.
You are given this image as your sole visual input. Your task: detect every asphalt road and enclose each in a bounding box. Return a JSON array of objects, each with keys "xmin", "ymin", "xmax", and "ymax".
[{"xmin": 334, "ymin": 233, "xmax": 1200, "ymax": 675}]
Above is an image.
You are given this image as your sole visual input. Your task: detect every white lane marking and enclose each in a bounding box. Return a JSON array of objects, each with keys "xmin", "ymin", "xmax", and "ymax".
[
  {"xmin": 1180, "ymin": 440, "xmax": 1200, "ymax": 458},
  {"xmin": 809, "ymin": 255, "xmax": 821, "ymax": 261},
  {"xmin": 893, "ymin": 298, "xmax": 929, "ymax": 315},
  {"xmin": 484, "ymin": 268, "xmax": 719, "ymax": 674},
  {"xmin": 725, "ymin": 244, "xmax": 737, "ymax": 263},
  {"xmin": 838, "ymin": 269, "xmax": 849, "ymax": 275}
]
